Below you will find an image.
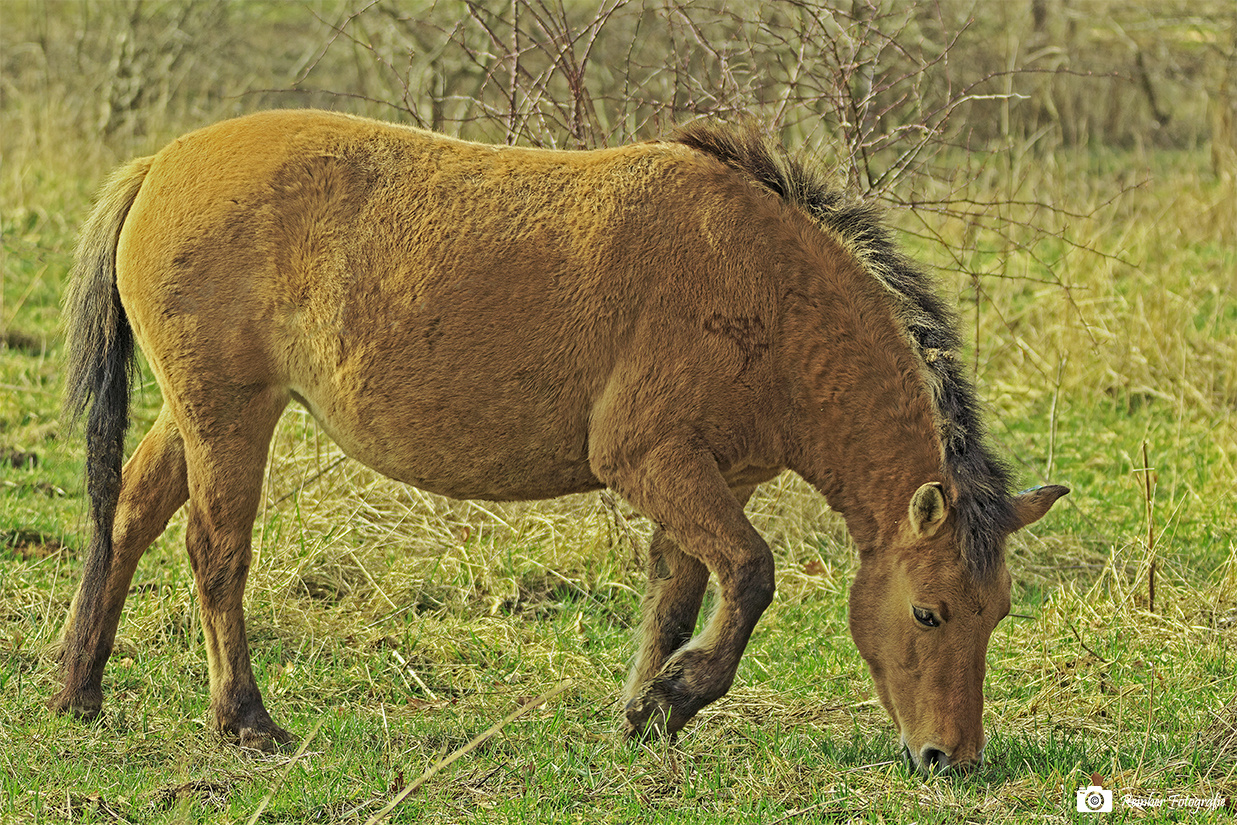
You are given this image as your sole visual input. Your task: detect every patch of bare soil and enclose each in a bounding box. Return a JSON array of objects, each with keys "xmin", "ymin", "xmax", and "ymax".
[
  {"xmin": 1, "ymin": 445, "xmax": 39, "ymax": 469},
  {"xmin": 2, "ymin": 329, "xmax": 45, "ymax": 354},
  {"xmin": 1, "ymin": 528, "xmax": 67, "ymax": 559}
]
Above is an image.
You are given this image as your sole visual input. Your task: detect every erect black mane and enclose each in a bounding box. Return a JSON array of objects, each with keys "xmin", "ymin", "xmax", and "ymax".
[{"xmin": 670, "ymin": 120, "xmax": 1017, "ymax": 578}]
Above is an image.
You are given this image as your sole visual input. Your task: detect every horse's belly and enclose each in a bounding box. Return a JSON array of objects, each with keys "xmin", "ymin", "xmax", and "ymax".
[
  {"xmin": 347, "ymin": 434, "xmax": 603, "ymax": 502},
  {"xmin": 291, "ymin": 385, "xmax": 603, "ymax": 502}
]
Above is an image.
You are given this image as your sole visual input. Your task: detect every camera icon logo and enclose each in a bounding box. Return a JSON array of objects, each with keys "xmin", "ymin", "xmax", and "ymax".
[{"xmin": 1076, "ymin": 773, "xmax": 1114, "ymax": 813}]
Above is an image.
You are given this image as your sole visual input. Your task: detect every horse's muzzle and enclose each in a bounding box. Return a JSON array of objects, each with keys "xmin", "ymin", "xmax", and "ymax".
[{"xmin": 903, "ymin": 743, "xmax": 984, "ymax": 778}]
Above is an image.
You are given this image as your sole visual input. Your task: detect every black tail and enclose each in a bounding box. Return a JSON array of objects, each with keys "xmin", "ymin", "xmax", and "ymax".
[{"xmin": 61, "ymin": 157, "xmax": 151, "ymax": 625}]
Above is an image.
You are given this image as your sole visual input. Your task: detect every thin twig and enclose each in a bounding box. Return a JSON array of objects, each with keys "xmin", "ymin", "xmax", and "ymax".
[
  {"xmin": 245, "ymin": 719, "xmax": 325, "ymax": 825},
  {"xmin": 364, "ymin": 679, "xmax": 573, "ymax": 825},
  {"xmin": 1064, "ymin": 617, "xmax": 1114, "ymax": 665},
  {"xmin": 273, "ymin": 454, "xmax": 349, "ymax": 506},
  {"xmin": 1140, "ymin": 441, "xmax": 1157, "ymax": 613},
  {"xmin": 1047, "ymin": 355, "xmax": 1065, "ymax": 479}
]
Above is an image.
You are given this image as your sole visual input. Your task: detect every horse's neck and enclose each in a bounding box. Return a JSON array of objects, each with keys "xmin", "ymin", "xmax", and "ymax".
[{"xmin": 780, "ymin": 267, "xmax": 945, "ymax": 551}]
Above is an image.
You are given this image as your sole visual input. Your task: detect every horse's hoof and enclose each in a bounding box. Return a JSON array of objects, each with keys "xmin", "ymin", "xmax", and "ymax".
[
  {"xmin": 48, "ymin": 687, "xmax": 102, "ymax": 721},
  {"xmin": 216, "ymin": 705, "xmax": 297, "ymax": 753},
  {"xmin": 624, "ymin": 692, "xmax": 672, "ymax": 742},
  {"xmin": 236, "ymin": 724, "xmax": 297, "ymax": 754},
  {"xmin": 624, "ymin": 675, "xmax": 698, "ymax": 742}
]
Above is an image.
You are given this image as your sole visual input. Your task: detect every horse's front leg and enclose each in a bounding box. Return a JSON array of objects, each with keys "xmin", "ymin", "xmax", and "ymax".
[
  {"xmin": 598, "ymin": 440, "xmax": 775, "ymax": 739},
  {"xmin": 621, "ymin": 480, "xmax": 760, "ymax": 709}
]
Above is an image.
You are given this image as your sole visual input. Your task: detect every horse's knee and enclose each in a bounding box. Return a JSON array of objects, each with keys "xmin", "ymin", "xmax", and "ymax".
[{"xmin": 735, "ymin": 552, "xmax": 776, "ymax": 614}]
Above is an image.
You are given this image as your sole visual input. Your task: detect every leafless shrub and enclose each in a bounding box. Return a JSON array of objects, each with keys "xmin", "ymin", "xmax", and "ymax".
[
  {"xmin": 299, "ymin": 2, "xmax": 1016, "ymax": 184},
  {"xmin": 289, "ymin": 1, "xmax": 1137, "ymax": 368}
]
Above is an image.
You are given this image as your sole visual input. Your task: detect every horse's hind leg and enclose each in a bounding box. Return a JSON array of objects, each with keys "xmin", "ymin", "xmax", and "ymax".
[
  {"xmin": 179, "ymin": 387, "xmax": 290, "ymax": 751},
  {"xmin": 52, "ymin": 406, "xmax": 189, "ymax": 718}
]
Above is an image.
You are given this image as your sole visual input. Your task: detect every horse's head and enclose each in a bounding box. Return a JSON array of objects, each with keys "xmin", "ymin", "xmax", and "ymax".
[{"xmin": 848, "ymin": 482, "xmax": 1068, "ymax": 776}]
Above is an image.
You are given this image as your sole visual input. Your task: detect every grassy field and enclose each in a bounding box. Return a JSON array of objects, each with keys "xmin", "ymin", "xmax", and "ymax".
[{"xmin": 2, "ymin": 2, "xmax": 1235, "ymax": 823}]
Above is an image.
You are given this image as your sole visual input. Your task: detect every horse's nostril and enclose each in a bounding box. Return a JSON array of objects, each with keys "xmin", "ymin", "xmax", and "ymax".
[{"xmin": 922, "ymin": 746, "xmax": 950, "ymax": 773}]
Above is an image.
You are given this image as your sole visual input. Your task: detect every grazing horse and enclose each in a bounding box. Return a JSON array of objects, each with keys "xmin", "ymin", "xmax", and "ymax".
[{"xmin": 54, "ymin": 110, "xmax": 1067, "ymax": 774}]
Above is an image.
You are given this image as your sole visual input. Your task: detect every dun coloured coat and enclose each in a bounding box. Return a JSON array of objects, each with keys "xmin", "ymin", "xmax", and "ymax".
[{"xmin": 54, "ymin": 110, "xmax": 1067, "ymax": 774}]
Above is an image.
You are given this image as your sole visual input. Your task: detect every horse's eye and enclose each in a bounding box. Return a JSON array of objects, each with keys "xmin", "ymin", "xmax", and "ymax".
[{"xmin": 913, "ymin": 607, "xmax": 940, "ymax": 628}]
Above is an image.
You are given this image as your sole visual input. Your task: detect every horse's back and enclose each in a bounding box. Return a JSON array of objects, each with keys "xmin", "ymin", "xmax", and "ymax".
[{"xmin": 115, "ymin": 110, "xmax": 788, "ymax": 500}]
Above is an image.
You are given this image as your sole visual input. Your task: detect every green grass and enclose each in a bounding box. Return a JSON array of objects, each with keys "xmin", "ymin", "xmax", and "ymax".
[
  {"xmin": 1, "ymin": 548, "xmax": 1231, "ymax": 822},
  {"xmin": 4, "ymin": 173, "xmax": 1235, "ymax": 821},
  {"xmin": 4, "ymin": 181, "xmax": 1235, "ymax": 820}
]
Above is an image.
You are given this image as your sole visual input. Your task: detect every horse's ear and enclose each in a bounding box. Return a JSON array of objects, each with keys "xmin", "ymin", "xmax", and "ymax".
[
  {"xmin": 909, "ymin": 482, "xmax": 948, "ymax": 537},
  {"xmin": 1008, "ymin": 485, "xmax": 1070, "ymax": 532}
]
